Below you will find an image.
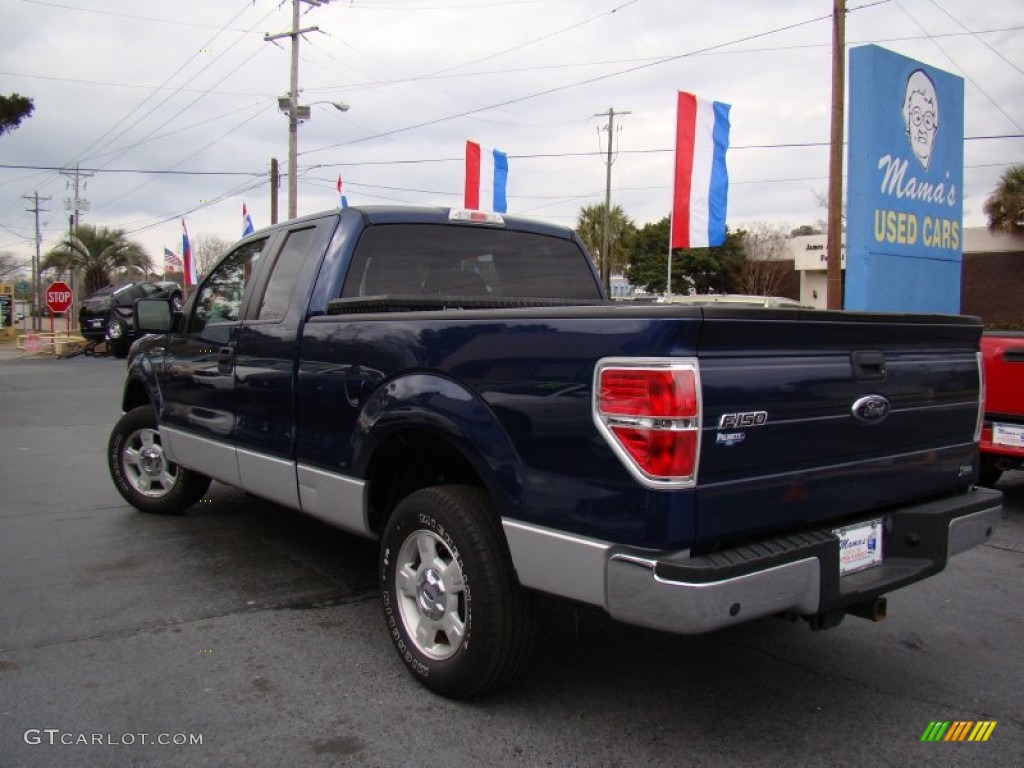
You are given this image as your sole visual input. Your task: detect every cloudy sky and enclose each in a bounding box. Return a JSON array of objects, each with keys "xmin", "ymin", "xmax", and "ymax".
[{"xmin": 1, "ymin": 0, "xmax": 1021, "ymax": 273}]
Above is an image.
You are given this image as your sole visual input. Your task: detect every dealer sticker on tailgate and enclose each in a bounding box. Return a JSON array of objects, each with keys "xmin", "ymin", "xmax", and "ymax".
[
  {"xmin": 993, "ymin": 423, "xmax": 1024, "ymax": 448},
  {"xmin": 835, "ymin": 520, "xmax": 883, "ymax": 576}
]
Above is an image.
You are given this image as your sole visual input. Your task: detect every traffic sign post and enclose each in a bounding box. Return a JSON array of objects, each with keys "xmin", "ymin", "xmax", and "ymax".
[{"xmin": 45, "ymin": 281, "xmax": 73, "ymax": 335}]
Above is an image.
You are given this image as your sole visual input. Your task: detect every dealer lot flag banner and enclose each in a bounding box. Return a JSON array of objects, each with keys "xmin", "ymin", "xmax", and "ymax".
[
  {"xmin": 181, "ymin": 218, "xmax": 196, "ymax": 287},
  {"xmin": 336, "ymin": 174, "xmax": 349, "ymax": 209},
  {"xmin": 464, "ymin": 141, "xmax": 508, "ymax": 213},
  {"xmin": 242, "ymin": 202, "xmax": 254, "ymax": 237},
  {"xmin": 671, "ymin": 91, "xmax": 731, "ymax": 249}
]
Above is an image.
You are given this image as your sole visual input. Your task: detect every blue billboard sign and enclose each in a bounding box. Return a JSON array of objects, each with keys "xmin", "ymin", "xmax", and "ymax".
[{"xmin": 846, "ymin": 45, "xmax": 964, "ymax": 313}]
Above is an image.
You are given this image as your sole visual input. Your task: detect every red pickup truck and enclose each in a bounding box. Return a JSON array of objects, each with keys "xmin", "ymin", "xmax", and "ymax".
[{"xmin": 980, "ymin": 331, "xmax": 1024, "ymax": 485}]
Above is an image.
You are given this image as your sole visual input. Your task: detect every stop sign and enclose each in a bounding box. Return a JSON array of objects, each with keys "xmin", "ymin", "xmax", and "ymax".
[{"xmin": 45, "ymin": 281, "xmax": 73, "ymax": 314}]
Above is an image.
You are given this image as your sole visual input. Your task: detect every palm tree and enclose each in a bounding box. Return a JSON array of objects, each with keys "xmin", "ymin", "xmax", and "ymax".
[
  {"xmin": 42, "ymin": 224, "xmax": 151, "ymax": 296},
  {"xmin": 983, "ymin": 164, "xmax": 1024, "ymax": 234},
  {"xmin": 574, "ymin": 203, "xmax": 635, "ymax": 277}
]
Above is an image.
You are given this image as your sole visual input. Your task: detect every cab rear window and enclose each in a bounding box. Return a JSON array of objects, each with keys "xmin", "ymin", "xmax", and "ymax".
[{"xmin": 340, "ymin": 224, "xmax": 601, "ymax": 301}]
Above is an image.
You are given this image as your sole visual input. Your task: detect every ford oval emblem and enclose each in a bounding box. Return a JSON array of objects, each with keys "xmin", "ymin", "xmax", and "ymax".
[{"xmin": 852, "ymin": 395, "xmax": 891, "ymax": 424}]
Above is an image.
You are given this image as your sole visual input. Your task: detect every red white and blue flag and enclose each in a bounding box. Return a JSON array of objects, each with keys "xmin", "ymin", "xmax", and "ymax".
[
  {"xmin": 163, "ymin": 247, "xmax": 182, "ymax": 275},
  {"xmin": 671, "ymin": 91, "xmax": 731, "ymax": 249},
  {"xmin": 464, "ymin": 141, "xmax": 508, "ymax": 213},
  {"xmin": 336, "ymin": 174, "xmax": 348, "ymax": 209},
  {"xmin": 181, "ymin": 219, "xmax": 196, "ymax": 287},
  {"xmin": 242, "ymin": 202, "xmax": 254, "ymax": 237}
]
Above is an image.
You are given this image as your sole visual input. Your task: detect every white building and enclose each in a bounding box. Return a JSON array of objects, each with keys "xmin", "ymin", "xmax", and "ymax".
[
  {"xmin": 783, "ymin": 234, "xmax": 845, "ymax": 309},
  {"xmin": 781, "ymin": 227, "xmax": 1022, "ymax": 313}
]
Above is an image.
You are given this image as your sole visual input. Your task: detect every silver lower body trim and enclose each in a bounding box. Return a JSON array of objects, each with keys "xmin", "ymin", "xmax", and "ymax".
[
  {"xmin": 297, "ymin": 464, "xmax": 370, "ymax": 537},
  {"xmin": 161, "ymin": 426, "xmax": 240, "ymax": 486},
  {"xmin": 501, "ymin": 520, "xmax": 611, "ymax": 608},
  {"xmin": 238, "ymin": 448, "xmax": 300, "ymax": 510},
  {"xmin": 160, "ymin": 426, "xmax": 368, "ymax": 536}
]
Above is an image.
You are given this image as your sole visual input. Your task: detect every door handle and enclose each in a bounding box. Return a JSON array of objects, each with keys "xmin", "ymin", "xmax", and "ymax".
[{"xmin": 851, "ymin": 350, "xmax": 886, "ymax": 381}]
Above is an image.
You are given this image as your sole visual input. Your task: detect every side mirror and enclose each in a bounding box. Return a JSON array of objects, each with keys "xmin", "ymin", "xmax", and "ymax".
[{"xmin": 135, "ymin": 298, "xmax": 174, "ymax": 333}]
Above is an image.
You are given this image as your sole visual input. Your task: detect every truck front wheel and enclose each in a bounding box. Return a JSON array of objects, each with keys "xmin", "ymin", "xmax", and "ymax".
[
  {"xmin": 380, "ymin": 485, "xmax": 535, "ymax": 698},
  {"xmin": 108, "ymin": 405, "xmax": 211, "ymax": 514}
]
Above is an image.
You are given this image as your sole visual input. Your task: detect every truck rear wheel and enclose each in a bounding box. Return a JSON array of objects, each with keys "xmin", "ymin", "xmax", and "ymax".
[
  {"xmin": 380, "ymin": 485, "xmax": 535, "ymax": 698},
  {"xmin": 108, "ymin": 405, "xmax": 211, "ymax": 514}
]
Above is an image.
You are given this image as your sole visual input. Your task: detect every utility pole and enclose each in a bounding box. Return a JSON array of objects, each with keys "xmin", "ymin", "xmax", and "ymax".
[
  {"xmin": 61, "ymin": 164, "xmax": 93, "ymax": 327},
  {"xmin": 595, "ymin": 107, "xmax": 630, "ymax": 296},
  {"xmin": 23, "ymin": 192, "xmax": 50, "ymax": 332},
  {"xmin": 826, "ymin": 0, "xmax": 846, "ymax": 310},
  {"xmin": 265, "ymin": 0, "xmax": 331, "ymax": 221},
  {"xmin": 270, "ymin": 158, "xmax": 280, "ymax": 225}
]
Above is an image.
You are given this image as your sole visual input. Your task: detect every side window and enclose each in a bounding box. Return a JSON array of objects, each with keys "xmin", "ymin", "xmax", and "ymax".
[
  {"xmin": 257, "ymin": 226, "xmax": 315, "ymax": 322},
  {"xmin": 190, "ymin": 239, "xmax": 267, "ymax": 333}
]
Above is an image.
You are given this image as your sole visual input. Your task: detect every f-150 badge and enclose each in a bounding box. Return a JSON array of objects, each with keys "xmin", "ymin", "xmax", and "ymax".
[{"xmin": 718, "ymin": 411, "xmax": 768, "ymax": 429}]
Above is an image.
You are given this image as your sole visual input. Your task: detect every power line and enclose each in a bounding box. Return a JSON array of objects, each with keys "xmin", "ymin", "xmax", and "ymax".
[
  {"xmin": 83, "ymin": 101, "xmax": 274, "ymax": 166},
  {"xmin": 1, "ymin": 132, "xmax": 1020, "ymax": 177},
  {"xmin": 93, "ymin": 103, "xmax": 276, "ymax": 213},
  {"xmin": 22, "ymin": 0, "xmax": 259, "ymax": 33},
  {"xmin": 0, "ymin": 70, "xmax": 273, "ymax": 98},
  {"xmin": 69, "ymin": 1, "xmax": 254, "ymax": 166},
  {"xmin": 423, "ymin": 0, "xmax": 643, "ymax": 79},
  {"xmin": 122, "ymin": 177, "xmax": 269, "ymax": 235},
  {"xmin": 0, "ymin": 164, "xmax": 261, "ymax": 176},
  {"xmin": 924, "ymin": 1, "xmax": 1024, "ymax": 77},
  {"xmin": 891, "ymin": 0, "xmax": 1023, "ymax": 132},
  {"xmin": 301, "ymin": 26, "xmax": 1024, "ymax": 93},
  {"xmin": 86, "ymin": 21, "xmax": 275, "ymax": 171},
  {"xmin": 300, "ymin": 4, "xmax": 878, "ymax": 156}
]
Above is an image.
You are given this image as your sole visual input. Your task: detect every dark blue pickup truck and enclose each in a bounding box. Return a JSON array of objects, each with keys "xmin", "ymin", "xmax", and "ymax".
[{"xmin": 108, "ymin": 206, "xmax": 1002, "ymax": 697}]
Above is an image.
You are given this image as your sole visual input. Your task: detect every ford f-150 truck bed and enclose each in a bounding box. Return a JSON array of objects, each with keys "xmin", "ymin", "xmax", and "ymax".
[{"xmin": 108, "ymin": 206, "xmax": 1001, "ymax": 697}]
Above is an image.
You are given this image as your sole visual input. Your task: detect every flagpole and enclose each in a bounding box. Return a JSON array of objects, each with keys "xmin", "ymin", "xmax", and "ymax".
[{"xmin": 666, "ymin": 239, "xmax": 673, "ymax": 299}]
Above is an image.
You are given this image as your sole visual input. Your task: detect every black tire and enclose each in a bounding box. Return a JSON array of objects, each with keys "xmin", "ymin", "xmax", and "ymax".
[
  {"xmin": 978, "ymin": 459, "xmax": 1002, "ymax": 487},
  {"xmin": 105, "ymin": 316, "xmax": 130, "ymax": 358},
  {"xmin": 380, "ymin": 485, "xmax": 536, "ymax": 698},
  {"xmin": 108, "ymin": 405, "xmax": 211, "ymax": 514}
]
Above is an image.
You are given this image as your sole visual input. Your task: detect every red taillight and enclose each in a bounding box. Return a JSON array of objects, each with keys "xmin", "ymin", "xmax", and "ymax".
[
  {"xmin": 600, "ymin": 369, "xmax": 697, "ymax": 418},
  {"xmin": 611, "ymin": 427, "xmax": 698, "ymax": 477},
  {"xmin": 594, "ymin": 360, "xmax": 701, "ymax": 488}
]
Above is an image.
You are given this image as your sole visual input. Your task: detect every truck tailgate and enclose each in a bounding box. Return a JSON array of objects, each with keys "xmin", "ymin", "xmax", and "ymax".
[{"xmin": 694, "ymin": 308, "xmax": 982, "ymax": 549}]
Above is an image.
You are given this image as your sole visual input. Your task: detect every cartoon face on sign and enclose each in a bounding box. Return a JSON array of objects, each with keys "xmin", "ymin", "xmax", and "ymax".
[{"xmin": 902, "ymin": 69, "xmax": 939, "ymax": 170}]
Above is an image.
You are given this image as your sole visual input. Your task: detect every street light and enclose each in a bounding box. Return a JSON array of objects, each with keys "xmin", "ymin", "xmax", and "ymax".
[
  {"xmin": 265, "ymin": 0, "xmax": 339, "ymax": 221},
  {"xmin": 279, "ymin": 96, "xmax": 349, "ymax": 219}
]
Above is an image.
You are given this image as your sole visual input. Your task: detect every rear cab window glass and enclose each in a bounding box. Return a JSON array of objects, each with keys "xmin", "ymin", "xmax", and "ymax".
[{"xmin": 340, "ymin": 224, "xmax": 600, "ymax": 300}]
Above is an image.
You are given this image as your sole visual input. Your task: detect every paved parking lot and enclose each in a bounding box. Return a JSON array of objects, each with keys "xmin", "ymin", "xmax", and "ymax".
[{"xmin": 1, "ymin": 354, "xmax": 1022, "ymax": 767}]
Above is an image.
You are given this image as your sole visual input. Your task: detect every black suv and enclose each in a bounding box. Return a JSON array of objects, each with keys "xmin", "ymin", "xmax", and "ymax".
[{"xmin": 79, "ymin": 280, "xmax": 184, "ymax": 357}]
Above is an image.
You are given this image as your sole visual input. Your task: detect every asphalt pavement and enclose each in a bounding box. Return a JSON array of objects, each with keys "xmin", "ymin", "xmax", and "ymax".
[{"xmin": 0, "ymin": 353, "xmax": 1022, "ymax": 767}]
